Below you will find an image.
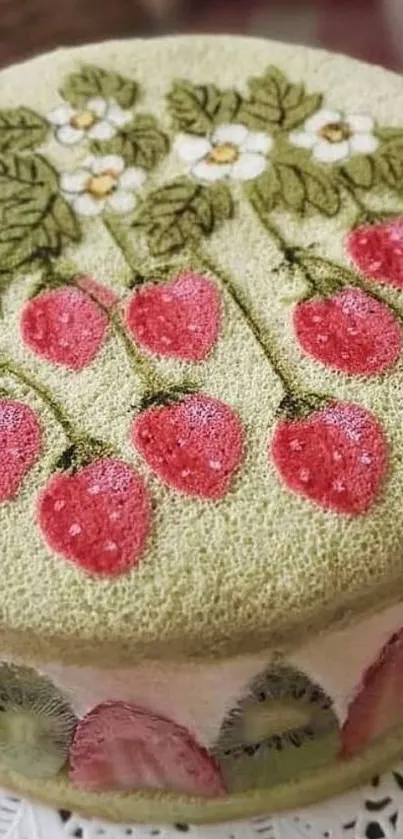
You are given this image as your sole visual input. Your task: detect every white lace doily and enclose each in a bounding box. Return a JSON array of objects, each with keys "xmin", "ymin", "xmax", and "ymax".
[{"xmin": 2, "ymin": 762, "xmax": 403, "ymax": 839}]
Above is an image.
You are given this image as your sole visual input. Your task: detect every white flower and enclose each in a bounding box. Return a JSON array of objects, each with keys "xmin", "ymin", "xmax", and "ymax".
[
  {"xmin": 48, "ymin": 97, "xmax": 131, "ymax": 145},
  {"xmin": 60, "ymin": 155, "xmax": 146, "ymax": 217},
  {"xmin": 175, "ymin": 123, "xmax": 272, "ymax": 182},
  {"xmin": 289, "ymin": 109, "xmax": 379, "ymax": 163}
]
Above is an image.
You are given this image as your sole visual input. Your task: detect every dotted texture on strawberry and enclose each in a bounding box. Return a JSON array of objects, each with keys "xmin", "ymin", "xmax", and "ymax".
[
  {"xmin": 341, "ymin": 627, "xmax": 403, "ymax": 758},
  {"xmin": 0, "ymin": 400, "xmax": 41, "ymax": 502},
  {"xmin": 21, "ymin": 285, "xmax": 111, "ymax": 371},
  {"xmin": 38, "ymin": 459, "xmax": 150, "ymax": 576},
  {"xmin": 126, "ymin": 272, "xmax": 221, "ymax": 361},
  {"xmin": 132, "ymin": 394, "xmax": 244, "ymax": 500},
  {"xmin": 294, "ymin": 288, "xmax": 402, "ymax": 375},
  {"xmin": 271, "ymin": 402, "xmax": 387, "ymax": 515},
  {"xmin": 347, "ymin": 219, "xmax": 403, "ymax": 289},
  {"xmin": 69, "ymin": 701, "xmax": 226, "ymax": 797}
]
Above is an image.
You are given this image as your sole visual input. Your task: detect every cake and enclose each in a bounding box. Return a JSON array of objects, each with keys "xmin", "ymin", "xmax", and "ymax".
[{"xmin": 1, "ymin": 34, "xmax": 403, "ymax": 825}]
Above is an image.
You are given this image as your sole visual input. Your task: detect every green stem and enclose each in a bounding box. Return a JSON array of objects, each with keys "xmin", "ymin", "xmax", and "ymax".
[
  {"xmin": 194, "ymin": 244, "xmax": 299, "ymax": 396},
  {"xmin": 0, "ymin": 358, "xmax": 77, "ymax": 441},
  {"xmin": 104, "ymin": 215, "xmax": 145, "ymax": 284}
]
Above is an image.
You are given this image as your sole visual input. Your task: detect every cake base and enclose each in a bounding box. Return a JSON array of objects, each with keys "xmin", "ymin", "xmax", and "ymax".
[{"xmin": 2, "ymin": 727, "xmax": 403, "ymax": 825}]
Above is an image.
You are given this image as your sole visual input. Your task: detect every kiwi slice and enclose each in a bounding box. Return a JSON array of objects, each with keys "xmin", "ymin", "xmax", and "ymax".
[
  {"xmin": 212, "ymin": 664, "xmax": 340, "ymax": 792},
  {"xmin": 0, "ymin": 664, "xmax": 76, "ymax": 778}
]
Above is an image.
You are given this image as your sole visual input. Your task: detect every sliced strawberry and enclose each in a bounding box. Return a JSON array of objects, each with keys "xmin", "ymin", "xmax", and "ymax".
[
  {"xmin": 69, "ymin": 701, "xmax": 226, "ymax": 797},
  {"xmin": 341, "ymin": 628, "xmax": 403, "ymax": 757},
  {"xmin": 346, "ymin": 219, "xmax": 403, "ymax": 289},
  {"xmin": 0, "ymin": 400, "xmax": 41, "ymax": 502},
  {"xmin": 126, "ymin": 272, "xmax": 221, "ymax": 361}
]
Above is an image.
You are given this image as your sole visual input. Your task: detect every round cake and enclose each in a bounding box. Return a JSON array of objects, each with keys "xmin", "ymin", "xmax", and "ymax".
[{"xmin": 1, "ymin": 34, "xmax": 403, "ymax": 824}]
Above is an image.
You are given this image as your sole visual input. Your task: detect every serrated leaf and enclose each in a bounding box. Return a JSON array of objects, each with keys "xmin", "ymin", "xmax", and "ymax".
[
  {"xmin": 246, "ymin": 168, "xmax": 280, "ymax": 216},
  {"xmin": 60, "ymin": 65, "xmax": 138, "ymax": 109},
  {"xmin": 276, "ymin": 163, "xmax": 305, "ymax": 210},
  {"xmin": 277, "ymin": 150, "xmax": 340, "ymax": 216},
  {"xmin": 167, "ymin": 80, "xmax": 241, "ymax": 135},
  {"xmin": 94, "ymin": 113, "xmax": 168, "ymax": 170},
  {"xmin": 0, "ymin": 153, "xmax": 81, "ymax": 271},
  {"xmin": 374, "ymin": 136, "xmax": 403, "ymax": 190},
  {"xmin": 134, "ymin": 176, "xmax": 234, "ymax": 256},
  {"xmin": 340, "ymin": 156, "xmax": 375, "ymax": 189},
  {"xmin": 0, "ymin": 107, "xmax": 49, "ymax": 153},
  {"xmin": 238, "ymin": 65, "xmax": 322, "ymax": 132}
]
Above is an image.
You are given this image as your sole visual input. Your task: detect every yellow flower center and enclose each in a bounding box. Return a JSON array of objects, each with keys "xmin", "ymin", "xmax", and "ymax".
[
  {"xmin": 319, "ymin": 121, "xmax": 352, "ymax": 144},
  {"xmin": 207, "ymin": 142, "xmax": 239, "ymax": 165},
  {"xmin": 86, "ymin": 171, "xmax": 118, "ymax": 199},
  {"xmin": 70, "ymin": 109, "xmax": 97, "ymax": 130}
]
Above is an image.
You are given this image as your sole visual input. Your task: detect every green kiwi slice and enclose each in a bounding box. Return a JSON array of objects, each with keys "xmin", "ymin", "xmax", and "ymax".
[
  {"xmin": 212, "ymin": 664, "xmax": 340, "ymax": 792},
  {"xmin": 0, "ymin": 664, "xmax": 76, "ymax": 779}
]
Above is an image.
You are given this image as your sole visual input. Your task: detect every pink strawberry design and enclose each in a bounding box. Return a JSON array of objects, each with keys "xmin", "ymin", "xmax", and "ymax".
[
  {"xmin": 38, "ymin": 459, "xmax": 150, "ymax": 576},
  {"xmin": 132, "ymin": 394, "xmax": 244, "ymax": 500},
  {"xmin": 21, "ymin": 280, "xmax": 116, "ymax": 371},
  {"xmin": 271, "ymin": 400, "xmax": 387, "ymax": 515},
  {"xmin": 347, "ymin": 219, "xmax": 403, "ymax": 289},
  {"xmin": 69, "ymin": 701, "xmax": 226, "ymax": 797},
  {"xmin": 76, "ymin": 275, "xmax": 117, "ymax": 310},
  {"xmin": 126, "ymin": 272, "xmax": 221, "ymax": 361},
  {"xmin": 341, "ymin": 628, "xmax": 403, "ymax": 758},
  {"xmin": 0, "ymin": 400, "xmax": 41, "ymax": 502},
  {"xmin": 294, "ymin": 288, "xmax": 402, "ymax": 375}
]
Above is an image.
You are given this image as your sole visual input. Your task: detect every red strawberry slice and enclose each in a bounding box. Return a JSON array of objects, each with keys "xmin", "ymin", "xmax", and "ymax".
[
  {"xmin": 347, "ymin": 219, "xmax": 403, "ymax": 289},
  {"xmin": 126, "ymin": 272, "xmax": 221, "ymax": 361},
  {"xmin": 69, "ymin": 701, "xmax": 226, "ymax": 797},
  {"xmin": 341, "ymin": 627, "xmax": 403, "ymax": 758},
  {"xmin": 271, "ymin": 402, "xmax": 387, "ymax": 515},
  {"xmin": 294, "ymin": 288, "xmax": 402, "ymax": 375},
  {"xmin": 21, "ymin": 283, "xmax": 112, "ymax": 371},
  {"xmin": 38, "ymin": 459, "xmax": 150, "ymax": 576},
  {"xmin": 132, "ymin": 394, "xmax": 244, "ymax": 500},
  {"xmin": 0, "ymin": 400, "xmax": 41, "ymax": 502}
]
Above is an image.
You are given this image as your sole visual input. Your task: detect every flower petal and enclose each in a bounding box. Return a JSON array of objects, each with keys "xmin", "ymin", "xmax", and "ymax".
[
  {"xmin": 119, "ymin": 167, "xmax": 146, "ymax": 191},
  {"xmin": 60, "ymin": 170, "xmax": 89, "ymax": 195},
  {"xmin": 349, "ymin": 133, "xmax": 379, "ymax": 155},
  {"xmin": 91, "ymin": 155, "xmax": 125, "ymax": 175},
  {"xmin": 107, "ymin": 189, "xmax": 136, "ymax": 214},
  {"xmin": 230, "ymin": 152, "xmax": 267, "ymax": 181},
  {"xmin": 48, "ymin": 104, "xmax": 76, "ymax": 126},
  {"xmin": 312, "ymin": 139, "xmax": 350, "ymax": 163},
  {"xmin": 174, "ymin": 134, "xmax": 211, "ymax": 164},
  {"xmin": 74, "ymin": 193, "xmax": 105, "ymax": 217},
  {"xmin": 88, "ymin": 121, "xmax": 116, "ymax": 141},
  {"xmin": 211, "ymin": 123, "xmax": 248, "ymax": 146},
  {"xmin": 289, "ymin": 130, "xmax": 316, "ymax": 149},
  {"xmin": 304, "ymin": 109, "xmax": 342, "ymax": 133},
  {"xmin": 347, "ymin": 114, "xmax": 374, "ymax": 133},
  {"xmin": 56, "ymin": 125, "xmax": 84, "ymax": 145},
  {"xmin": 86, "ymin": 97, "xmax": 107, "ymax": 117},
  {"xmin": 106, "ymin": 103, "xmax": 132, "ymax": 127},
  {"xmin": 191, "ymin": 160, "xmax": 230, "ymax": 182},
  {"xmin": 242, "ymin": 131, "xmax": 272, "ymax": 155}
]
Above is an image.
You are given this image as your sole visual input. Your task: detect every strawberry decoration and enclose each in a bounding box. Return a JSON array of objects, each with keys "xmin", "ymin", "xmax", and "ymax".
[
  {"xmin": 21, "ymin": 279, "xmax": 116, "ymax": 371},
  {"xmin": 0, "ymin": 400, "xmax": 41, "ymax": 502},
  {"xmin": 294, "ymin": 287, "xmax": 402, "ymax": 376},
  {"xmin": 271, "ymin": 398, "xmax": 387, "ymax": 515},
  {"xmin": 341, "ymin": 627, "xmax": 403, "ymax": 758},
  {"xmin": 126, "ymin": 271, "xmax": 221, "ymax": 362},
  {"xmin": 75, "ymin": 275, "xmax": 117, "ymax": 310},
  {"xmin": 69, "ymin": 701, "xmax": 226, "ymax": 797},
  {"xmin": 132, "ymin": 393, "xmax": 244, "ymax": 500},
  {"xmin": 38, "ymin": 459, "xmax": 150, "ymax": 576},
  {"xmin": 346, "ymin": 219, "xmax": 403, "ymax": 289}
]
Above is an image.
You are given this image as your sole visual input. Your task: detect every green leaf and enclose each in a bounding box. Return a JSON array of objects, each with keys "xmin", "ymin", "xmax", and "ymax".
[
  {"xmin": 248, "ymin": 151, "xmax": 340, "ymax": 218},
  {"xmin": 374, "ymin": 136, "xmax": 403, "ymax": 191},
  {"xmin": 246, "ymin": 168, "xmax": 281, "ymax": 216},
  {"xmin": 0, "ymin": 108, "xmax": 49, "ymax": 154},
  {"xmin": 0, "ymin": 154, "xmax": 81, "ymax": 271},
  {"xmin": 134, "ymin": 176, "xmax": 234, "ymax": 256},
  {"xmin": 94, "ymin": 114, "xmax": 169, "ymax": 170},
  {"xmin": 340, "ymin": 156, "xmax": 375, "ymax": 189},
  {"xmin": 60, "ymin": 65, "xmax": 138, "ymax": 109},
  {"xmin": 166, "ymin": 80, "xmax": 242, "ymax": 135},
  {"xmin": 238, "ymin": 66, "xmax": 322, "ymax": 132}
]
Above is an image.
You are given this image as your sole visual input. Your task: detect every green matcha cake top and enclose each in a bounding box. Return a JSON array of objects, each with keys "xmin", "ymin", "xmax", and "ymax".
[{"xmin": 1, "ymin": 35, "xmax": 403, "ymax": 666}]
